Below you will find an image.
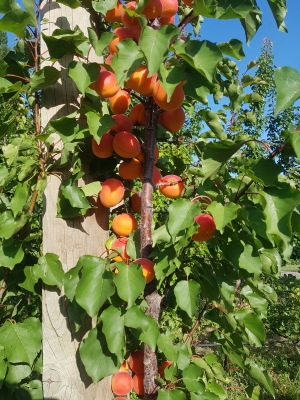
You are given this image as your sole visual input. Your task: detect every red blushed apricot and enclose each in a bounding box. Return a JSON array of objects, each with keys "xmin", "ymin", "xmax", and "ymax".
[
  {"xmin": 108, "ymin": 27, "xmax": 133, "ymax": 54},
  {"xmin": 159, "ymin": 174, "xmax": 185, "ymax": 199},
  {"xmin": 99, "ymin": 178, "xmax": 125, "ymax": 208},
  {"xmin": 142, "ymin": 0, "xmax": 162, "ymax": 19},
  {"xmin": 111, "ymin": 114, "xmax": 133, "ymax": 133},
  {"xmin": 136, "ymin": 145, "xmax": 159, "ymax": 164},
  {"xmin": 109, "ymin": 89, "xmax": 131, "ymax": 114},
  {"xmin": 104, "ymin": 54, "xmax": 113, "ymax": 66},
  {"xmin": 130, "ymin": 24, "xmax": 142, "ymax": 43},
  {"xmin": 94, "ymin": 70, "xmax": 120, "ymax": 98},
  {"xmin": 111, "ymin": 237, "xmax": 129, "ymax": 262},
  {"xmin": 157, "ymin": 107, "xmax": 185, "ymax": 133},
  {"xmin": 130, "ymin": 193, "xmax": 142, "ymax": 213},
  {"xmin": 114, "ymin": 398, "xmax": 127, "ymax": 400},
  {"xmin": 129, "ymin": 350, "xmax": 144, "ymax": 374},
  {"xmin": 160, "ymin": 14, "xmax": 175, "ymax": 24},
  {"xmin": 113, "ymin": 131, "xmax": 141, "ymax": 158},
  {"xmin": 111, "ymin": 372, "xmax": 133, "ymax": 396},
  {"xmin": 161, "ymin": 0, "xmax": 178, "ymax": 18},
  {"xmin": 129, "ymin": 103, "xmax": 146, "ymax": 125},
  {"xmin": 192, "ymin": 213, "xmax": 216, "ymax": 242},
  {"xmin": 126, "ymin": 66, "xmax": 157, "ymax": 96},
  {"xmin": 104, "ymin": 0, "xmax": 122, "ymax": 22},
  {"xmin": 133, "ymin": 373, "xmax": 144, "ymax": 395},
  {"xmin": 112, "ymin": 213, "xmax": 138, "ymax": 237},
  {"xmin": 158, "ymin": 361, "xmax": 173, "ymax": 379},
  {"xmin": 119, "ymin": 158, "xmax": 143, "ymax": 180},
  {"xmin": 121, "ymin": 1, "xmax": 140, "ymax": 29},
  {"xmin": 182, "ymin": 0, "xmax": 193, "ymax": 5},
  {"xmin": 153, "ymin": 81, "xmax": 185, "ymax": 111},
  {"xmin": 92, "ymin": 134, "xmax": 114, "ymax": 158},
  {"xmin": 134, "ymin": 258, "xmax": 155, "ymax": 283}
]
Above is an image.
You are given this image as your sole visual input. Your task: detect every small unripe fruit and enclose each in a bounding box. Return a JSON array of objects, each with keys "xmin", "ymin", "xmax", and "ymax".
[
  {"xmin": 134, "ymin": 258, "xmax": 155, "ymax": 283},
  {"xmin": 192, "ymin": 214, "xmax": 216, "ymax": 242},
  {"xmin": 132, "ymin": 373, "xmax": 144, "ymax": 395},
  {"xmin": 94, "ymin": 70, "xmax": 120, "ymax": 98},
  {"xmin": 113, "ymin": 131, "xmax": 141, "ymax": 158},
  {"xmin": 100, "ymin": 178, "xmax": 125, "ymax": 208},
  {"xmin": 108, "ymin": 27, "xmax": 133, "ymax": 54},
  {"xmin": 111, "ymin": 372, "xmax": 133, "ymax": 396},
  {"xmin": 119, "ymin": 158, "xmax": 143, "ymax": 180},
  {"xmin": 159, "ymin": 174, "xmax": 184, "ymax": 198},
  {"xmin": 92, "ymin": 134, "xmax": 114, "ymax": 158},
  {"xmin": 111, "ymin": 237, "xmax": 129, "ymax": 262},
  {"xmin": 109, "ymin": 89, "xmax": 131, "ymax": 114},
  {"xmin": 129, "ymin": 350, "xmax": 144, "ymax": 373},
  {"xmin": 127, "ymin": 66, "xmax": 157, "ymax": 96},
  {"xmin": 153, "ymin": 81, "xmax": 185, "ymax": 111},
  {"xmin": 111, "ymin": 114, "xmax": 133, "ymax": 133},
  {"xmin": 112, "ymin": 213, "xmax": 138, "ymax": 237}
]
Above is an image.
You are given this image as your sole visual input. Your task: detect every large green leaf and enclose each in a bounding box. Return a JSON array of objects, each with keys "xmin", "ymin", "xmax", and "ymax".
[
  {"xmin": 167, "ymin": 199, "xmax": 200, "ymax": 241},
  {"xmin": 174, "ymin": 280, "xmax": 200, "ymax": 318},
  {"xmin": 124, "ymin": 305, "xmax": 150, "ymax": 331},
  {"xmin": 92, "ymin": 0, "xmax": 118, "ymax": 14},
  {"xmin": 50, "ymin": 115, "xmax": 80, "ymax": 143},
  {"xmin": 0, "ymin": 347, "xmax": 7, "ymax": 390},
  {"xmin": 23, "ymin": 0, "xmax": 38, "ymax": 27},
  {"xmin": 207, "ymin": 202, "xmax": 240, "ymax": 233},
  {"xmin": 274, "ymin": 67, "xmax": 300, "ymax": 116},
  {"xmin": 33, "ymin": 253, "xmax": 64, "ymax": 289},
  {"xmin": 246, "ymin": 360, "xmax": 275, "ymax": 397},
  {"xmin": 88, "ymin": 30, "xmax": 115, "ymax": 57},
  {"xmin": 227, "ymin": 241, "xmax": 262, "ymax": 274},
  {"xmin": 101, "ymin": 305, "xmax": 125, "ymax": 356},
  {"xmin": 68, "ymin": 62, "xmax": 99, "ymax": 96},
  {"xmin": 157, "ymin": 332, "xmax": 179, "ymax": 362},
  {"xmin": 182, "ymin": 364, "xmax": 205, "ymax": 393},
  {"xmin": 0, "ymin": 9, "xmax": 31, "ymax": 38},
  {"xmin": 0, "ymin": 211, "xmax": 29, "ymax": 239},
  {"xmin": 235, "ymin": 309, "xmax": 265, "ymax": 346},
  {"xmin": 157, "ymin": 389, "xmax": 187, "ymax": 400},
  {"xmin": 199, "ymin": 110, "xmax": 226, "ymax": 139},
  {"xmin": 137, "ymin": 315, "xmax": 159, "ymax": 351},
  {"xmin": 14, "ymin": 380, "xmax": 43, "ymax": 400},
  {"xmin": 241, "ymin": 158, "xmax": 284, "ymax": 187},
  {"xmin": 86, "ymin": 112, "xmax": 114, "ymax": 143},
  {"xmin": 218, "ymin": 39, "xmax": 245, "ymax": 60},
  {"xmin": 158, "ymin": 64, "xmax": 186, "ymax": 102},
  {"xmin": 193, "ymin": 0, "xmax": 261, "ymax": 20},
  {"xmin": 114, "ymin": 263, "xmax": 146, "ymax": 308},
  {"xmin": 267, "ymin": 0, "xmax": 287, "ymax": 33},
  {"xmin": 0, "ymin": 0, "xmax": 19, "ymax": 13},
  {"xmin": 10, "ymin": 182, "xmax": 28, "ymax": 217},
  {"xmin": 42, "ymin": 28, "xmax": 87, "ymax": 60},
  {"xmin": 60, "ymin": 179, "xmax": 91, "ymax": 209},
  {"xmin": 30, "ymin": 66, "xmax": 60, "ymax": 92},
  {"xmin": 0, "ymin": 238, "xmax": 24, "ymax": 269}
]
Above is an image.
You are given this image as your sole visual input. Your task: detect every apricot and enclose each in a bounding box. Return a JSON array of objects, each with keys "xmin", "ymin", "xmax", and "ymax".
[
  {"xmin": 114, "ymin": 398, "xmax": 127, "ymax": 400},
  {"xmin": 134, "ymin": 258, "xmax": 155, "ymax": 283},
  {"xmin": 99, "ymin": 178, "xmax": 125, "ymax": 208},
  {"xmin": 118, "ymin": 361, "xmax": 130, "ymax": 373},
  {"xmin": 104, "ymin": 0, "xmax": 122, "ymax": 22},
  {"xmin": 129, "ymin": 350, "xmax": 144, "ymax": 373},
  {"xmin": 157, "ymin": 107, "xmax": 185, "ymax": 133},
  {"xmin": 132, "ymin": 373, "xmax": 144, "ymax": 395},
  {"xmin": 160, "ymin": 14, "xmax": 175, "ymax": 25},
  {"xmin": 111, "ymin": 114, "xmax": 133, "ymax": 133},
  {"xmin": 108, "ymin": 27, "xmax": 133, "ymax": 54},
  {"xmin": 112, "ymin": 213, "xmax": 138, "ymax": 236},
  {"xmin": 192, "ymin": 213, "xmax": 216, "ymax": 242},
  {"xmin": 126, "ymin": 66, "xmax": 157, "ymax": 96},
  {"xmin": 129, "ymin": 103, "xmax": 146, "ymax": 125},
  {"xmin": 92, "ymin": 134, "xmax": 114, "ymax": 158},
  {"xmin": 153, "ymin": 81, "xmax": 185, "ymax": 111},
  {"xmin": 142, "ymin": 0, "xmax": 162, "ymax": 19},
  {"xmin": 113, "ymin": 131, "xmax": 141, "ymax": 158},
  {"xmin": 111, "ymin": 237, "xmax": 129, "ymax": 262},
  {"xmin": 158, "ymin": 361, "xmax": 173, "ymax": 379},
  {"xmin": 94, "ymin": 70, "xmax": 120, "ymax": 98},
  {"xmin": 136, "ymin": 144, "xmax": 159, "ymax": 164},
  {"xmin": 130, "ymin": 193, "xmax": 142, "ymax": 213},
  {"xmin": 104, "ymin": 54, "xmax": 113, "ymax": 66},
  {"xmin": 109, "ymin": 89, "xmax": 131, "ymax": 114},
  {"xmin": 119, "ymin": 158, "xmax": 143, "ymax": 180},
  {"xmin": 121, "ymin": 1, "xmax": 140, "ymax": 29},
  {"xmin": 159, "ymin": 174, "xmax": 184, "ymax": 198},
  {"xmin": 161, "ymin": 0, "xmax": 178, "ymax": 18},
  {"xmin": 182, "ymin": 0, "xmax": 193, "ymax": 5},
  {"xmin": 130, "ymin": 24, "xmax": 142, "ymax": 43},
  {"xmin": 111, "ymin": 372, "xmax": 133, "ymax": 396}
]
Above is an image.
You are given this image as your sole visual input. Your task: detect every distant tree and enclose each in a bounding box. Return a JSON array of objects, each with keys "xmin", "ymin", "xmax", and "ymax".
[{"xmin": 0, "ymin": 31, "xmax": 9, "ymax": 59}]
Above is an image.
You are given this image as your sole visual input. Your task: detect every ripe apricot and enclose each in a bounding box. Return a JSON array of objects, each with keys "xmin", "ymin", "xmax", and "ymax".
[
  {"xmin": 129, "ymin": 350, "xmax": 144, "ymax": 373},
  {"xmin": 104, "ymin": 0, "xmax": 122, "ymax": 22},
  {"xmin": 113, "ymin": 131, "xmax": 141, "ymax": 158},
  {"xmin": 192, "ymin": 213, "xmax": 216, "ymax": 242},
  {"xmin": 142, "ymin": 0, "xmax": 162, "ymax": 19},
  {"xmin": 92, "ymin": 134, "xmax": 114, "ymax": 158},
  {"xmin": 111, "ymin": 237, "xmax": 129, "ymax": 262},
  {"xmin": 111, "ymin": 372, "xmax": 133, "ymax": 396},
  {"xmin": 94, "ymin": 70, "xmax": 120, "ymax": 98},
  {"xmin": 161, "ymin": 0, "xmax": 178, "ymax": 18},
  {"xmin": 134, "ymin": 258, "xmax": 155, "ymax": 283},
  {"xmin": 108, "ymin": 27, "xmax": 133, "ymax": 54},
  {"xmin": 119, "ymin": 158, "xmax": 143, "ymax": 180},
  {"xmin": 130, "ymin": 24, "xmax": 142, "ymax": 43},
  {"xmin": 118, "ymin": 361, "xmax": 130, "ymax": 373},
  {"xmin": 160, "ymin": 14, "xmax": 175, "ymax": 25},
  {"xmin": 129, "ymin": 103, "xmax": 146, "ymax": 125},
  {"xmin": 114, "ymin": 398, "xmax": 127, "ymax": 400},
  {"xmin": 132, "ymin": 373, "xmax": 144, "ymax": 395},
  {"xmin": 153, "ymin": 81, "xmax": 185, "ymax": 111},
  {"xmin": 136, "ymin": 144, "xmax": 159, "ymax": 164},
  {"xmin": 182, "ymin": 0, "xmax": 193, "ymax": 5},
  {"xmin": 112, "ymin": 213, "xmax": 138, "ymax": 236},
  {"xmin": 157, "ymin": 107, "xmax": 185, "ymax": 133},
  {"xmin": 130, "ymin": 193, "xmax": 142, "ymax": 213},
  {"xmin": 109, "ymin": 89, "xmax": 131, "ymax": 114},
  {"xmin": 126, "ymin": 65, "xmax": 157, "ymax": 96},
  {"xmin": 121, "ymin": 1, "xmax": 139, "ymax": 29},
  {"xmin": 104, "ymin": 54, "xmax": 113, "ymax": 66},
  {"xmin": 99, "ymin": 178, "xmax": 125, "ymax": 208},
  {"xmin": 158, "ymin": 361, "xmax": 173, "ymax": 379},
  {"xmin": 159, "ymin": 174, "xmax": 184, "ymax": 198},
  {"xmin": 111, "ymin": 114, "xmax": 133, "ymax": 133}
]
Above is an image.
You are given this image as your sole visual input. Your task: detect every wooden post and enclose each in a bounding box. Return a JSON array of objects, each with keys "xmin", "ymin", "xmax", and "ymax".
[{"xmin": 41, "ymin": 2, "xmax": 113, "ymax": 399}]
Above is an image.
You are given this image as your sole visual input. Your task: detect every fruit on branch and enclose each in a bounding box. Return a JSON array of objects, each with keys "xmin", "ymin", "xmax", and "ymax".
[
  {"xmin": 159, "ymin": 174, "xmax": 184, "ymax": 198},
  {"xmin": 111, "ymin": 372, "xmax": 133, "ymax": 396},
  {"xmin": 108, "ymin": 27, "xmax": 133, "ymax": 54},
  {"xmin": 181, "ymin": 0, "xmax": 193, "ymax": 6},
  {"xmin": 104, "ymin": 0, "xmax": 122, "ymax": 22},
  {"xmin": 99, "ymin": 178, "xmax": 125, "ymax": 208},
  {"xmin": 111, "ymin": 237, "xmax": 130, "ymax": 262},
  {"xmin": 113, "ymin": 131, "xmax": 141, "ymax": 158},
  {"xmin": 92, "ymin": 133, "xmax": 114, "ymax": 158},
  {"xmin": 136, "ymin": 144, "xmax": 159, "ymax": 164},
  {"xmin": 130, "ymin": 24, "xmax": 142, "ymax": 42},
  {"xmin": 134, "ymin": 258, "xmax": 155, "ymax": 283},
  {"xmin": 129, "ymin": 350, "xmax": 144, "ymax": 373},
  {"xmin": 160, "ymin": 14, "xmax": 175, "ymax": 25},
  {"xmin": 158, "ymin": 360, "xmax": 173, "ymax": 379},
  {"xmin": 157, "ymin": 107, "xmax": 185, "ymax": 133},
  {"xmin": 114, "ymin": 398, "xmax": 128, "ymax": 400},
  {"xmin": 161, "ymin": 0, "xmax": 178, "ymax": 17},
  {"xmin": 94, "ymin": 70, "xmax": 120, "ymax": 98},
  {"xmin": 132, "ymin": 373, "xmax": 144, "ymax": 395},
  {"xmin": 111, "ymin": 114, "xmax": 133, "ymax": 133},
  {"xmin": 121, "ymin": 1, "xmax": 139, "ymax": 28},
  {"xmin": 119, "ymin": 158, "xmax": 143, "ymax": 180},
  {"xmin": 129, "ymin": 103, "xmax": 146, "ymax": 125},
  {"xmin": 112, "ymin": 213, "xmax": 138, "ymax": 236},
  {"xmin": 192, "ymin": 213, "xmax": 216, "ymax": 242},
  {"xmin": 104, "ymin": 54, "xmax": 113, "ymax": 66},
  {"xmin": 153, "ymin": 81, "xmax": 185, "ymax": 111},
  {"xmin": 109, "ymin": 89, "xmax": 131, "ymax": 114},
  {"xmin": 130, "ymin": 193, "xmax": 142, "ymax": 213},
  {"xmin": 141, "ymin": 0, "xmax": 162, "ymax": 19},
  {"xmin": 126, "ymin": 65, "xmax": 158, "ymax": 96},
  {"xmin": 118, "ymin": 360, "xmax": 130, "ymax": 373}
]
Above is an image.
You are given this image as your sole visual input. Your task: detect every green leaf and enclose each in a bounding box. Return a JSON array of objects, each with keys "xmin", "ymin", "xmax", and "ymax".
[
  {"xmin": 0, "ymin": 211, "xmax": 29, "ymax": 239},
  {"xmin": 152, "ymin": 225, "xmax": 171, "ymax": 246},
  {"xmin": 0, "ymin": 0, "xmax": 19, "ymax": 13},
  {"xmin": 137, "ymin": 315, "xmax": 159, "ymax": 351},
  {"xmin": 240, "ymin": 10, "xmax": 262, "ymax": 44},
  {"xmin": 18, "ymin": 266, "xmax": 38, "ymax": 294},
  {"xmin": 174, "ymin": 280, "xmax": 200, "ymax": 318},
  {"xmin": 124, "ymin": 305, "xmax": 150, "ymax": 331},
  {"xmin": 0, "ymin": 60, "xmax": 7, "ymax": 77},
  {"xmin": 241, "ymin": 158, "xmax": 284, "ymax": 187},
  {"xmin": 30, "ymin": 66, "xmax": 60, "ymax": 92},
  {"xmin": 193, "ymin": 0, "xmax": 261, "ymax": 21},
  {"xmin": 4, "ymin": 363, "xmax": 32, "ymax": 390},
  {"xmin": 10, "ymin": 182, "xmax": 28, "ymax": 217},
  {"xmin": 182, "ymin": 364, "xmax": 205, "ymax": 392},
  {"xmin": 157, "ymin": 332, "xmax": 179, "ymax": 362},
  {"xmin": 267, "ymin": 0, "xmax": 287, "ymax": 33},
  {"xmin": 235, "ymin": 309, "xmax": 265, "ymax": 346},
  {"xmin": 167, "ymin": 199, "xmax": 200, "ymax": 241},
  {"xmin": 114, "ymin": 262, "xmax": 146, "ymax": 308},
  {"xmin": 15, "ymin": 380, "xmax": 43, "ymax": 400},
  {"xmin": 80, "ymin": 181, "xmax": 102, "ymax": 196},
  {"xmin": 274, "ymin": 67, "xmax": 300, "ymax": 116},
  {"xmin": 18, "ymin": 159, "xmax": 37, "ymax": 181},
  {"xmin": 75, "ymin": 256, "xmax": 115, "ymax": 317},
  {"xmin": 244, "ymin": 93, "xmax": 263, "ymax": 104},
  {"xmin": 86, "ymin": 112, "xmax": 114, "ymax": 143},
  {"xmin": 101, "ymin": 305, "xmax": 125, "ymax": 356},
  {"xmin": 157, "ymin": 389, "xmax": 187, "ymax": 400},
  {"xmin": 60, "ymin": 179, "xmax": 91, "ymax": 209},
  {"xmin": 174, "ymin": 342, "xmax": 191, "ymax": 370},
  {"xmin": 199, "ymin": 110, "xmax": 226, "ymax": 139},
  {"xmin": 42, "ymin": 28, "xmax": 87, "ymax": 60},
  {"xmin": 206, "ymin": 380, "xmax": 227, "ymax": 399},
  {"xmin": 79, "ymin": 327, "xmax": 119, "ymax": 382},
  {"xmin": 50, "ymin": 115, "xmax": 80, "ymax": 143},
  {"xmin": 92, "ymin": 0, "xmax": 118, "ymax": 14},
  {"xmin": 246, "ymin": 360, "xmax": 275, "ymax": 397},
  {"xmin": 33, "ymin": 253, "xmax": 64, "ymax": 289},
  {"xmin": 207, "ymin": 202, "xmax": 240, "ymax": 233},
  {"xmin": 68, "ymin": 62, "xmax": 99, "ymax": 96},
  {"xmin": 0, "ymin": 347, "xmax": 7, "ymax": 390},
  {"xmin": 227, "ymin": 241, "xmax": 262, "ymax": 274},
  {"xmin": 140, "ymin": 25, "xmax": 180, "ymax": 77},
  {"xmin": 0, "ymin": 318, "xmax": 41, "ymax": 367},
  {"xmin": 0, "ymin": 9, "xmax": 31, "ymax": 38},
  {"xmin": 56, "ymin": 0, "xmax": 81, "ymax": 8},
  {"xmin": 23, "ymin": 0, "xmax": 38, "ymax": 27},
  {"xmin": 158, "ymin": 64, "xmax": 186, "ymax": 102},
  {"xmin": 218, "ymin": 39, "xmax": 245, "ymax": 60},
  {"xmin": 88, "ymin": 30, "xmax": 115, "ymax": 57},
  {"xmin": 0, "ymin": 238, "xmax": 24, "ymax": 269}
]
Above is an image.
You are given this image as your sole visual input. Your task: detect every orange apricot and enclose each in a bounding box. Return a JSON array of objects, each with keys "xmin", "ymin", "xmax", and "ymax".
[
  {"xmin": 99, "ymin": 178, "xmax": 125, "ymax": 208},
  {"xmin": 157, "ymin": 107, "xmax": 185, "ymax": 133},
  {"xmin": 111, "ymin": 114, "xmax": 133, "ymax": 133},
  {"xmin": 94, "ymin": 70, "xmax": 120, "ymax": 98},
  {"xmin": 113, "ymin": 131, "xmax": 141, "ymax": 158},
  {"xmin": 141, "ymin": 0, "xmax": 162, "ymax": 19},
  {"xmin": 121, "ymin": 1, "xmax": 139, "ymax": 29},
  {"xmin": 132, "ymin": 373, "xmax": 144, "ymax": 395},
  {"xmin": 182, "ymin": 0, "xmax": 193, "ymax": 5},
  {"xmin": 129, "ymin": 103, "xmax": 146, "ymax": 125},
  {"xmin": 111, "ymin": 237, "xmax": 129, "ymax": 262},
  {"xmin": 153, "ymin": 81, "xmax": 185, "ymax": 111},
  {"xmin": 108, "ymin": 27, "xmax": 133, "ymax": 54},
  {"xmin": 134, "ymin": 258, "xmax": 155, "ymax": 283},
  {"xmin": 160, "ymin": 14, "xmax": 175, "ymax": 24},
  {"xmin": 192, "ymin": 213, "xmax": 216, "ymax": 242},
  {"xmin": 118, "ymin": 361, "xmax": 130, "ymax": 373},
  {"xmin": 119, "ymin": 158, "xmax": 143, "ymax": 180},
  {"xmin": 126, "ymin": 65, "xmax": 157, "ymax": 96},
  {"xmin": 161, "ymin": 0, "xmax": 178, "ymax": 18},
  {"xmin": 158, "ymin": 361, "xmax": 173, "ymax": 379},
  {"xmin": 92, "ymin": 134, "xmax": 114, "ymax": 158},
  {"xmin": 104, "ymin": 0, "xmax": 122, "ymax": 22},
  {"xmin": 130, "ymin": 193, "xmax": 142, "ymax": 213},
  {"xmin": 159, "ymin": 174, "xmax": 185, "ymax": 198},
  {"xmin": 130, "ymin": 24, "xmax": 142, "ymax": 43},
  {"xmin": 111, "ymin": 372, "xmax": 133, "ymax": 396},
  {"xmin": 129, "ymin": 350, "xmax": 144, "ymax": 374},
  {"xmin": 104, "ymin": 54, "xmax": 113, "ymax": 66},
  {"xmin": 114, "ymin": 398, "xmax": 127, "ymax": 400},
  {"xmin": 109, "ymin": 89, "xmax": 131, "ymax": 114},
  {"xmin": 136, "ymin": 144, "xmax": 159, "ymax": 164},
  {"xmin": 112, "ymin": 213, "xmax": 138, "ymax": 236}
]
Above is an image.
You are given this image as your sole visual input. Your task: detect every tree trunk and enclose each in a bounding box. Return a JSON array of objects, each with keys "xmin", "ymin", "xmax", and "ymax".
[{"xmin": 41, "ymin": 2, "xmax": 112, "ymax": 399}]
